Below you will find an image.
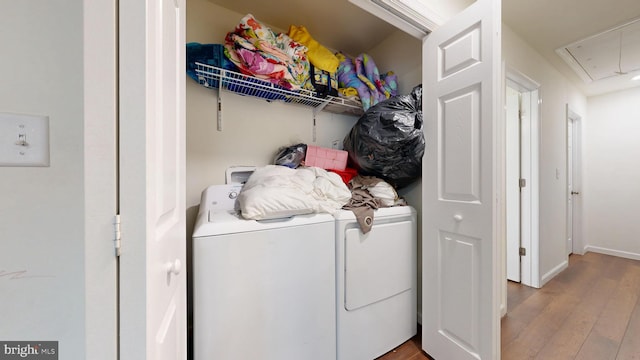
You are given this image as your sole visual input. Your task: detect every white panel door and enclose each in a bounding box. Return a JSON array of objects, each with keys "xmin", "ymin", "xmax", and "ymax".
[
  {"xmin": 422, "ymin": 0, "xmax": 500, "ymax": 358},
  {"xmin": 118, "ymin": 0, "xmax": 187, "ymax": 359}
]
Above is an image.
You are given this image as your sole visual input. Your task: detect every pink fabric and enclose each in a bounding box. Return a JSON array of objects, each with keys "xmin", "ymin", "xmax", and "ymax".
[{"xmin": 224, "ymin": 14, "xmax": 310, "ymax": 90}]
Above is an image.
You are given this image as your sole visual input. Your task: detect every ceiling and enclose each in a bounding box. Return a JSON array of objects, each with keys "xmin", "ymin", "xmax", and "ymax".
[
  {"xmin": 207, "ymin": 0, "xmax": 399, "ymax": 56},
  {"xmin": 502, "ymin": 0, "xmax": 640, "ymax": 96},
  {"xmin": 559, "ymin": 18, "xmax": 640, "ymax": 82},
  {"xmin": 208, "ymin": 0, "xmax": 640, "ymax": 96}
]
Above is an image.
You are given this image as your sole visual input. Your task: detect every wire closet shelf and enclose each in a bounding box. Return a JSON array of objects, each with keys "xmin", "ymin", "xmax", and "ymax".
[{"xmin": 194, "ymin": 62, "xmax": 364, "ymax": 116}]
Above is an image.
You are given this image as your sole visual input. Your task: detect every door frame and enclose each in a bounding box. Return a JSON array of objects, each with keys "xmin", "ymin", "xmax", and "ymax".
[
  {"xmin": 84, "ymin": 0, "xmax": 118, "ymax": 357},
  {"xmin": 505, "ymin": 81, "xmax": 522, "ymax": 283},
  {"xmin": 505, "ymin": 66, "xmax": 540, "ymax": 288},
  {"xmin": 566, "ymin": 105, "xmax": 583, "ymax": 255}
]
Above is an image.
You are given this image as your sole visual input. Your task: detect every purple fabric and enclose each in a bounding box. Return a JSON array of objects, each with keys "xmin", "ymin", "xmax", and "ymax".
[{"xmin": 337, "ymin": 53, "xmax": 399, "ymax": 111}]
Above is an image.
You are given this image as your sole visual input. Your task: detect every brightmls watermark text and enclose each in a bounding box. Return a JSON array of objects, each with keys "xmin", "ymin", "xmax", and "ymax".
[{"xmin": 0, "ymin": 342, "xmax": 57, "ymax": 359}]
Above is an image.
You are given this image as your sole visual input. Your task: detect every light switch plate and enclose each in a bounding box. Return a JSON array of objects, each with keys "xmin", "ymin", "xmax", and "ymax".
[{"xmin": 0, "ymin": 112, "xmax": 50, "ymax": 167}]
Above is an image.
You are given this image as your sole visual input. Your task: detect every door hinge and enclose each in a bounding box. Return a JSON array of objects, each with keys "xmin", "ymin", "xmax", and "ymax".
[
  {"xmin": 519, "ymin": 247, "xmax": 526, "ymax": 256},
  {"xmin": 519, "ymin": 178, "xmax": 527, "ymax": 188},
  {"xmin": 113, "ymin": 214, "xmax": 121, "ymax": 257}
]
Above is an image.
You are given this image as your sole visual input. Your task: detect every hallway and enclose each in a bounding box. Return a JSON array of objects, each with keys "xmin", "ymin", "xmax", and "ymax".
[
  {"xmin": 502, "ymin": 252, "xmax": 640, "ymax": 359},
  {"xmin": 377, "ymin": 252, "xmax": 640, "ymax": 359}
]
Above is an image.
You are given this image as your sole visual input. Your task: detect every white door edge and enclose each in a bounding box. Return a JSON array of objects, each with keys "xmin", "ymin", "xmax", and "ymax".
[
  {"xmin": 566, "ymin": 105, "xmax": 583, "ymax": 255},
  {"xmin": 505, "ymin": 81, "xmax": 521, "ymax": 284}
]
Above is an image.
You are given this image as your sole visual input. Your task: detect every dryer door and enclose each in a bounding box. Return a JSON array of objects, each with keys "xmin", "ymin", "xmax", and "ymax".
[{"xmin": 344, "ymin": 219, "xmax": 416, "ymax": 310}]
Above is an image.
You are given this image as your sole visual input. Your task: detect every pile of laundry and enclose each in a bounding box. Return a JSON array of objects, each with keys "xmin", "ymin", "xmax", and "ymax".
[
  {"xmin": 238, "ymin": 164, "xmax": 404, "ymax": 234},
  {"xmin": 224, "ymin": 14, "xmax": 311, "ymax": 91},
  {"xmin": 236, "ymin": 141, "xmax": 409, "ymax": 233},
  {"xmin": 188, "ymin": 13, "xmax": 399, "ymax": 110},
  {"xmin": 335, "ymin": 52, "xmax": 398, "ymax": 111}
]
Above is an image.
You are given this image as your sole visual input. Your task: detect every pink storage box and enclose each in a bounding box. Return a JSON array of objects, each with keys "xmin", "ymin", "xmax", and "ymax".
[{"xmin": 305, "ymin": 145, "xmax": 348, "ymax": 171}]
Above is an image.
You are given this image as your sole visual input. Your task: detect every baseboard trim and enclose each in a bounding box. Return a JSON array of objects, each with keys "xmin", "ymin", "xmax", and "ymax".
[
  {"xmin": 584, "ymin": 246, "xmax": 640, "ymax": 261},
  {"xmin": 540, "ymin": 260, "xmax": 569, "ymax": 287},
  {"xmin": 500, "ymin": 303, "xmax": 507, "ymax": 318}
]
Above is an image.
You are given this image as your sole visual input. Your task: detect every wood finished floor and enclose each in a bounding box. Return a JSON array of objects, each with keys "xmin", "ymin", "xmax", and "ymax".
[{"xmin": 376, "ymin": 252, "xmax": 640, "ymax": 360}]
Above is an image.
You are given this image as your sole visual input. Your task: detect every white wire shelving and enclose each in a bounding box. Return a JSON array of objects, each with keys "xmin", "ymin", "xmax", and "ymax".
[{"xmin": 194, "ymin": 62, "xmax": 364, "ymax": 117}]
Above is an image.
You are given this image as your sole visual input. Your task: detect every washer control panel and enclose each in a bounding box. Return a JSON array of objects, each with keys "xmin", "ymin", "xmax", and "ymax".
[{"xmin": 205, "ymin": 184, "xmax": 244, "ymax": 213}]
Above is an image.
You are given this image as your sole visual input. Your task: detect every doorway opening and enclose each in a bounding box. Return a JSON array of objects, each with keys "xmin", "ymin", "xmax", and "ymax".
[{"xmin": 505, "ymin": 68, "xmax": 540, "ymax": 288}]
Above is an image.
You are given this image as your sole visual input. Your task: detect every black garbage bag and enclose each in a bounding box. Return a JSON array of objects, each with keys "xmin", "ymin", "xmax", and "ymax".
[{"xmin": 343, "ymin": 85, "xmax": 424, "ymax": 189}]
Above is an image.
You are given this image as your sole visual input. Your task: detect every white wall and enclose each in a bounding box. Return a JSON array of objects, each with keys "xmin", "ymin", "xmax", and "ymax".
[
  {"xmin": 583, "ymin": 87, "xmax": 640, "ymax": 259},
  {"xmin": 367, "ymin": 30, "xmax": 422, "ymax": 96},
  {"xmin": 0, "ymin": 3, "xmax": 86, "ymax": 355},
  {"xmin": 0, "ymin": 1, "xmax": 117, "ymax": 359},
  {"xmin": 502, "ymin": 25, "xmax": 588, "ymax": 285}
]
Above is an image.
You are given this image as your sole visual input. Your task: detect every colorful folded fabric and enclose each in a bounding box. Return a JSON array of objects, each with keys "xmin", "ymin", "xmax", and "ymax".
[
  {"xmin": 336, "ymin": 52, "xmax": 370, "ymax": 109},
  {"xmin": 355, "ymin": 54, "xmax": 385, "ymax": 107},
  {"xmin": 288, "ymin": 25, "xmax": 340, "ymax": 73},
  {"xmin": 186, "ymin": 43, "xmax": 238, "ymax": 83},
  {"xmin": 224, "ymin": 14, "xmax": 310, "ymax": 90},
  {"xmin": 339, "ymin": 87, "xmax": 359, "ymax": 97},
  {"xmin": 336, "ymin": 52, "xmax": 398, "ymax": 111}
]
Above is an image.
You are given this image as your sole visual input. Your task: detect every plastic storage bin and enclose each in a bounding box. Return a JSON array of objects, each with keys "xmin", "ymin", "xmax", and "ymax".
[{"xmin": 305, "ymin": 145, "xmax": 348, "ymax": 171}]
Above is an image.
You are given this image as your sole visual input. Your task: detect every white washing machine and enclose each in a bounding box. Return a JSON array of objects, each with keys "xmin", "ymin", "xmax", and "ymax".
[
  {"xmin": 335, "ymin": 206, "xmax": 417, "ymax": 360},
  {"xmin": 192, "ymin": 185, "xmax": 337, "ymax": 360}
]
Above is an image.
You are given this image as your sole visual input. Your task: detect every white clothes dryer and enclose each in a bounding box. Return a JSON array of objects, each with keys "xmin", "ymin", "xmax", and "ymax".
[
  {"xmin": 334, "ymin": 206, "xmax": 417, "ymax": 360},
  {"xmin": 192, "ymin": 185, "xmax": 337, "ymax": 360}
]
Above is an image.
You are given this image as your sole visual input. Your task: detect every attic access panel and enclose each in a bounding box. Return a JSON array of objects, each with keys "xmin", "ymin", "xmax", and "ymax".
[{"xmin": 556, "ymin": 17, "xmax": 640, "ymax": 83}]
